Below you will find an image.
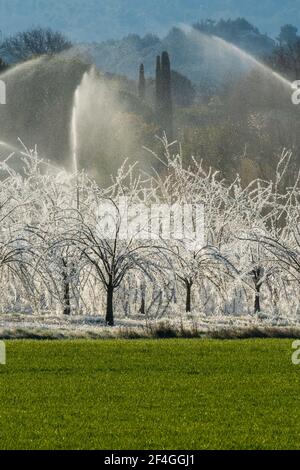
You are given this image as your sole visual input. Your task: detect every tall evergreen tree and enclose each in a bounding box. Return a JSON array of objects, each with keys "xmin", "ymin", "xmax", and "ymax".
[
  {"xmin": 160, "ymin": 51, "xmax": 173, "ymax": 139},
  {"xmin": 155, "ymin": 52, "xmax": 173, "ymax": 139},
  {"xmin": 138, "ymin": 63, "xmax": 146, "ymax": 100},
  {"xmin": 155, "ymin": 55, "xmax": 162, "ymax": 113}
]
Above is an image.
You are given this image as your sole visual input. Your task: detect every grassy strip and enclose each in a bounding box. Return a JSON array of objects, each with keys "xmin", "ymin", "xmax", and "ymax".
[
  {"xmin": 1, "ymin": 323, "xmax": 300, "ymax": 340},
  {"xmin": 0, "ymin": 339, "xmax": 299, "ymax": 449}
]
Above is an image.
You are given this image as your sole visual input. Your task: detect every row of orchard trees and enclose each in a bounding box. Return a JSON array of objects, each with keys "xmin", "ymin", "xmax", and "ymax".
[{"xmin": 1, "ymin": 140, "xmax": 300, "ymax": 325}]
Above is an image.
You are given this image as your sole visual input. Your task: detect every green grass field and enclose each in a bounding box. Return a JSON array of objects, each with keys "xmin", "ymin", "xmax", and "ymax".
[{"xmin": 0, "ymin": 339, "xmax": 299, "ymax": 450}]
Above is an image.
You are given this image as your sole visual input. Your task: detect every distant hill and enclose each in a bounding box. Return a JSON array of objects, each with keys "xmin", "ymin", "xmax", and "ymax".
[{"xmin": 82, "ymin": 21, "xmax": 276, "ymax": 86}]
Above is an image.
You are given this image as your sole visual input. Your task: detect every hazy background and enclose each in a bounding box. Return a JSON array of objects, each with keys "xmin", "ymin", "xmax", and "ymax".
[
  {"xmin": 0, "ymin": 0, "xmax": 298, "ymax": 43},
  {"xmin": 0, "ymin": 0, "xmax": 299, "ymax": 187}
]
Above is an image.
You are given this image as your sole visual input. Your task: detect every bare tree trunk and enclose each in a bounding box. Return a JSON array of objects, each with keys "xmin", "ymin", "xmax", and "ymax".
[
  {"xmin": 106, "ymin": 283, "xmax": 114, "ymax": 326},
  {"xmin": 254, "ymin": 284, "xmax": 261, "ymax": 314},
  {"xmin": 139, "ymin": 284, "xmax": 146, "ymax": 315},
  {"xmin": 62, "ymin": 258, "xmax": 71, "ymax": 315},
  {"xmin": 186, "ymin": 281, "xmax": 192, "ymax": 313},
  {"xmin": 252, "ymin": 267, "xmax": 263, "ymax": 315},
  {"xmin": 63, "ymin": 280, "xmax": 71, "ymax": 316},
  {"xmin": 139, "ymin": 295, "xmax": 146, "ymax": 315}
]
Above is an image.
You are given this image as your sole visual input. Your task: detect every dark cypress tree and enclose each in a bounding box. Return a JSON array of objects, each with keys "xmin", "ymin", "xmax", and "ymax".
[
  {"xmin": 155, "ymin": 55, "xmax": 162, "ymax": 113},
  {"xmin": 161, "ymin": 51, "xmax": 172, "ymax": 94},
  {"xmin": 156, "ymin": 51, "xmax": 173, "ymax": 140},
  {"xmin": 161, "ymin": 51, "xmax": 173, "ymax": 139},
  {"xmin": 138, "ymin": 63, "xmax": 146, "ymax": 100}
]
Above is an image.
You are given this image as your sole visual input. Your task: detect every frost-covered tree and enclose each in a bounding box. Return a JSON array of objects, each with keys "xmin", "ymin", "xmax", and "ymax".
[
  {"xmin": 62, "ymin": 162, "xmax": 162, "ymax": 325},
  {"xmin": 144, "ymin": 137, "xmax": 237, "ymax": 313},
  {"xmin": 0, "ymin": 139, "xmax": 298, "ymax": 324},
  {"xmin": 0, "ymin": 153, "xmax": 37, "ymax": 310}
]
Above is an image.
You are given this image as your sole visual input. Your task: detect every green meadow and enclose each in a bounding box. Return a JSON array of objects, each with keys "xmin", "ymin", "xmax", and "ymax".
[{"xmin": 0, "ymin": 339, "xmax": 299, "ymax": 450}]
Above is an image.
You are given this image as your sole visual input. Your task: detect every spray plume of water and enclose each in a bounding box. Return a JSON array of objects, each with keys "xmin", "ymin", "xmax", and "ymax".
[
  {"xmin": 68, "ymin": 67, "xmax": 153, "ymax": 185},
  {"xmin": 70, "ymin": 70, "xmax": 93, "ymax": 208},
  {"xmin": 0, "ymin": 57, "xmax": 44, "ymax": 81},
  {"xmin": 71, "ymin": 87, "xmax": 80, "ymax": 174},
  {"xmin": 0, "ymin": 57, "xmax": 45, "ymax": 162},
  {"xmin": 211, "ymin": 35, "xmax": 292, "ymax": 89},
  {"xmin": 181, "ymin": 25, "xmax": 293, "ymax": 90},
  {"xmin": 0, "ymin": 141, "xmax": 22, "ymax": 154}
]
